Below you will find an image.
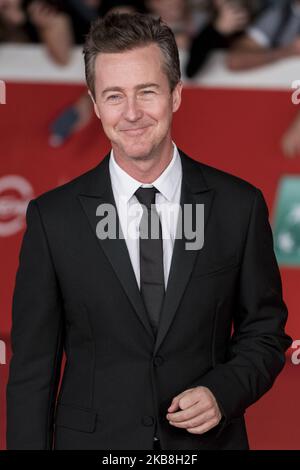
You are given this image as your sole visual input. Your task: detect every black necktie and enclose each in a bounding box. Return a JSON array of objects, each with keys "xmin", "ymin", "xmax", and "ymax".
[{"xmin": 135, "ymin": 187, "xmax": 165, "ymax": 335}]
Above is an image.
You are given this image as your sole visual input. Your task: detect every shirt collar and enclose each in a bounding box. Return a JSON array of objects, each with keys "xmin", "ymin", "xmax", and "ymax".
[{"xmin": 109, "ymin": 143, "xmax": 182, "ymax": 203}]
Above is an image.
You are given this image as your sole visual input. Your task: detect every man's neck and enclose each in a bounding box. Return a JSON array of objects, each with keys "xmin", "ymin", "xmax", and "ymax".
[{"xmin": 112, "ymin": 141, "xmax": 174, "ymax": 184}]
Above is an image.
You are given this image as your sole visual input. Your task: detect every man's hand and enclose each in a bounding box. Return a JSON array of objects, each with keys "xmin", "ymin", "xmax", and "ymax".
[
  {"xmin": 214, "ymin": 0, "xmax": 249, "ymax": 36},
  {"xmin": 287, "ymin": 37, "xmax": 300, "ymax": 57},
  {"xmin": 27, "ymin": 0, "xmax": 73, "ymax": 66},
  {"xmin": 166, "ymin": 386, "xmax": 222, "ymax": 434},
  {"xmin": 27, "ymin": 1, "xmax": 66, "ymax": 31}
]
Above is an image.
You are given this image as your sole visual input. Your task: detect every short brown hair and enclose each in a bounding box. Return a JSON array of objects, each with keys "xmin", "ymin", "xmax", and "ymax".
[{"xmin": 83, "ymin": 13, "xmax": 181, "ymax": 99}]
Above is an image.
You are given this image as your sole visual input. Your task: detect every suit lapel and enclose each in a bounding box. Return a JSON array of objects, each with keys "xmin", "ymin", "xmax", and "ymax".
[
  {"xmin": 78, "ymin": 153, "xmax": 155, "ymax": 341},
  {"xmin": 153, "ymin": 151, "xmax": 215, "ymax": 355}
]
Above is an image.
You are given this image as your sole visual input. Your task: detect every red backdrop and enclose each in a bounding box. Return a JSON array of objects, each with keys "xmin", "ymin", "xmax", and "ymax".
[{"xmin": 0, "ymin": 83, "xmax": 299, "ymax": 449}]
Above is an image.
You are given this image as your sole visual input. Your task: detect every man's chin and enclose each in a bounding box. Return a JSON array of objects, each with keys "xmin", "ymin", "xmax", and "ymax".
[{"xmin": 119, "ymin": 144, "xmax": 154, "ymax": 161}]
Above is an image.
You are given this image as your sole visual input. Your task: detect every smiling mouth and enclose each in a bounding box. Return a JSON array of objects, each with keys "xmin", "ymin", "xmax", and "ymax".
[{"xmin": 120, "ymin": 126, "xmax": 151, "ymax": 135}]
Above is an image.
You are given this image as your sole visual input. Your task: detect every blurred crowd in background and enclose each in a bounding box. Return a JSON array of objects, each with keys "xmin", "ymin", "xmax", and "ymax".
[{"xmin": 1, "ymin": 0, "xmax": 300, "ymax": 155}]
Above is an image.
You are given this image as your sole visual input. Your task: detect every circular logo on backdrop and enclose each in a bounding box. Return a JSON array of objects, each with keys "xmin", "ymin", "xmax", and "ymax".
[{"xmin": 0, "ymin": 175, "xmax": 34, "ymax": 237}]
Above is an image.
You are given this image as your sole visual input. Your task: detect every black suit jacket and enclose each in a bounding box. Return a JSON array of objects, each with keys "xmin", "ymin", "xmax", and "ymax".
[{"xmin": 6, "ymin": 150, "xmax": 292, "ymax": 450}]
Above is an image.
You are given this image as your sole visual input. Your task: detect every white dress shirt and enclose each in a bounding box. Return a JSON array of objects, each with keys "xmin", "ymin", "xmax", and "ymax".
[{"xmin": 109, "ymin": 143, "xmax": 182, "ymax": 290}]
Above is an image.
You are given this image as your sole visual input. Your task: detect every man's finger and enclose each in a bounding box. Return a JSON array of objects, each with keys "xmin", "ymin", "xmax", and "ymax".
[
  {"xmin": 169, "ymin": 410, "xmax": 217, "ymax": 429},
  {"xmin": 186, "ymin": 417, "xmax": 220, "ymax": 435},
  {"xmin": 167, "ymin": 401, "xmax": 210, "ymax": 423},
  {"xmin": 167, "ymin": 388, "xmax": 194, "ymax": 412}
]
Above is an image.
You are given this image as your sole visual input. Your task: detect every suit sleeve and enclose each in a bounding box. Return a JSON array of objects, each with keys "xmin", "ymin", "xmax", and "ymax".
[
  {"xmin": 195, "ymin": 188, "xmax": 293, "ymax": 431},
  {"xmin": 6, "ymin": 199, "xmax": 64, "ymax": 449}
]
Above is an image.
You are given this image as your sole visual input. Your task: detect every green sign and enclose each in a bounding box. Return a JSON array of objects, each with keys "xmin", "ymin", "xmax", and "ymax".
[{"xmin": 273, "ymin": 177, "xmax": 300, "ymax": 267}]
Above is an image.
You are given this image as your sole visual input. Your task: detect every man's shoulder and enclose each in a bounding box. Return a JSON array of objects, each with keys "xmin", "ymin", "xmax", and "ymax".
[
  {"xmin": 33, "ymin": 159, "xmax": 105, "ymax": 210},
  {"xmin": 201, "ymin": 161, "xmax": 256, "ymax": 191},
  {"xmin": 184, "ymin": 153, "xmax": 259, "ymax": 200},
  {"xmin": 186, "ymin": 156, "xmax": 265, "ymax": 223}
]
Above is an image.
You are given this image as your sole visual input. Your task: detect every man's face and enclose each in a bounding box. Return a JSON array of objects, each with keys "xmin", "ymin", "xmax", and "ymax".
[{"xmin": 91, "ymin": 44, "xmax": 182, "ymax": 162}]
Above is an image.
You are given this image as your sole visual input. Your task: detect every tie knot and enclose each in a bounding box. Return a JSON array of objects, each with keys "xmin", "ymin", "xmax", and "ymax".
[{"xmin": 135, "ymin": 187, "xmax": 158, "ymax": 209}]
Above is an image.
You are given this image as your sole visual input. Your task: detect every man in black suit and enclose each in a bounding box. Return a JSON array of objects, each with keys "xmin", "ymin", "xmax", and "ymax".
[{"xmin": 7, "ymin": 12, "xmax": 292, "ymax": 450}]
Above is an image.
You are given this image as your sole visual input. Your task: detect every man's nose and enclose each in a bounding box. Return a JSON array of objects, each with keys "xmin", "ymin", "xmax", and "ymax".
[{"xmin": 123, "ymin": 97, "xmax": 143, "ymax": 121}]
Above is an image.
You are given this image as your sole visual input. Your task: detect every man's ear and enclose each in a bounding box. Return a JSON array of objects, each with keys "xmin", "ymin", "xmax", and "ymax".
[
  {"xmin": 88, "ymin": 89, "xmax": 101, "ymax": 120},
  {"xmin": 172, "ymin": 80, "xmax": 183, "ymax": 113}
]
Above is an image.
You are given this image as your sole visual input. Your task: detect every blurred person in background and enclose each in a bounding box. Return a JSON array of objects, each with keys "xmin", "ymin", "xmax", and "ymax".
[
  {"xmin": 145, "ymin": 0, "xmax": 198, "ymax": 49},
  {"xmin": 63, "ymin": 0, "xmax": 102, "ymax": 45},
  {"xmin": 227, "ymin": 0, "xmax": 300, "ymax": 70},
  {"xmin": 185, "ymin": 0, "xmax": 265, "ymax": 78},
  {"xmin": 0, "ymin": 0, "xmax": 73, "ymax": 65}
]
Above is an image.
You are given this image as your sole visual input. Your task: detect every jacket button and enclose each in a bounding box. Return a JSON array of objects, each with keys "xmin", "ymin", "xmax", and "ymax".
[
  {"xmin": 153, "ymin": 355, "xmax": 164, "ymax": 367},
  {"xmin": 142, "ymin": 416, "xmax": 155, "ymax": 427}
]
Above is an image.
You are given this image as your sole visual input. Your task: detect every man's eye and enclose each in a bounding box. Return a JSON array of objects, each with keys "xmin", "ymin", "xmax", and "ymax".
[
  {"xmin": 107, "ymin": 95, "xmax": 122, "ymax": 101},
  {"xmin": 142, "ymin": 90, "xmax": 154, "ymax": 95}
]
